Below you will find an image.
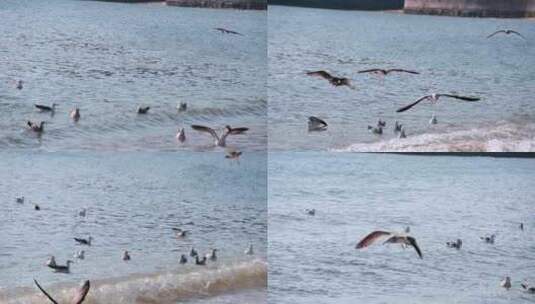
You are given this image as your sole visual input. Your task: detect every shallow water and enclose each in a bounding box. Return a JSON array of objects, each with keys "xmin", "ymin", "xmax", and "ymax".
[
  {"xmin": 269, "ymin": 153, "xmax": 535, "ymax": 303},
  {"xmin": 0, "ymin": 151, "xmax": 267, "ymax": 303},
  {"xmin": 0, "ymin": 0, "xmax": 266, "ymax": 152},
  {"xmin": 268, "ymin": 6, "xmax": 535, "ymax": 152}
]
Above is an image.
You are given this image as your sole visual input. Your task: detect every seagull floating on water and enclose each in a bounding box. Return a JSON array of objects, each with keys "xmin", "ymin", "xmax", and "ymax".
[
  {"xmin": 306, "ymin": 209, "xmax": 316, "ymax": 216},
  {"xmin": 501, "ymin": 276, "xmax": 512, "ymax": 290},
  {"xmin": 399, "ymin": 127, "xmax": 407, "ymax": 139},
  {"xmin": 306, "ymin": 71, "xmax": 354, "ymax": 89},
  {"xmin": 51, "ymin": 260, "xmax": 73, "ymax": 273},
  {"xmin": 137, "ymin": 106, "xmax": 150, "ymax": 114},
  {"xmin": 34, "ymin": 279, "xmax": 90, "ymax": 304},
  {"xmin": 176, "ymin": 128, "xmax": 186, "ymax": 143},
  {"xmin": 358, "ymin": 68, "xmax": 419, "ymax": 76},
  {"xmin": 122, "ymin": 250, "xmax": 131, "ymax": 261},
  {"xmin": 191, "ymin": 125, "xmax": 247, "ymax": 147},
  {"xmin": 35, "ymin": 103, "xmax": 57, "ymax": 112},
  {"xmin": 520, "ymin": 223, "xmax": 524, "ymax": 231},
  {"xmin": 177, "ymin": 102, "xmax": 187, "ymax": 112},
  {"xmin": 487, "ymin": 29, "xmax": 525, "ymax": 40},
  {"xmin": 195, "ymin": 256, "xmax": 207, "ymax": 265},
  {"xmin": 70, "ymin": 108, "xmax": 81, "ymax": 122},
  {"xmin": 27, "ymin": 121, "xmax": 45, "ymax": 133},
  {"xmin": 46, "ymin": 256, "xmax": 57, "ymax": 268},
  {"xmin": 396, "ymin": 94, "xmax": 480, "ymax": 113},
  {"xmin": 368, "ymin": 125, "xmax": 383, "ymax": 135},
  {"xmin": 446, "ymin": 239, "xmax": 462, "ymax": 249},
  {"xmin": 225, "ymin": 149, "xmax": 242, "ymax": 160},
  {"xmin": 394, "ymin": 121, "xmax": 402, "ymax": 134},
  {"xmin": 206, "ymin": 249, "xmax": 218, "ymax": 261},
  {"xmin": 481, "ymin": 234, "xmax": 495, "ymax": 244},
  {"xmin": 308, "ymin": 116, "xmax": 328, "ymax": 132},
  {"xmin": 429, "ymin": 113, "xmax": 437, "ymax": 125},
  {"xmin": 78, "ymin": 208, "xmax": 86, "ymax": 217},
  {"xmin": 34, "ymin": 204, "xmax": 40, "ymax": 211},
  {"xmin": 521, "ymin": 282, "xmax": 535, "ymax": 294},
  {"xmin": 74, "ymin": 250, "xmax": 85, "ymax": 260},
  {"xmin": 190, "ymin": 247, "xmax": 198, "ymax": 257},
  {"xmin": 16, "ymin": 196, "xmax": 24, "ymax": 204},
  {"xmin": 74, "ymin": 236, "xmax": 92, "ymax": 246},
  {"xmin": 377, "ymin": 120, "xmax": 386, "ymax": 128},
  {"xmin": 180, "ymin": 254, "xmax": 188, "ymax": 264},
  {"xmin": 245, "ymin": 244, "xmax": 254, "ymax": 255},
  {"xmin": 356, "ymin": 230, "xmax": 423, "ymax": 259},
  {"xmin": 16, "ymin": 80, "xmax": 23, "ymax": 90}
]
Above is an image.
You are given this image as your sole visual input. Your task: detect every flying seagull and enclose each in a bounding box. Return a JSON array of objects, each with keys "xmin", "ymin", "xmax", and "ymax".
[
  {"xmin": 35, "ymin": 103, "xmax": 58, "ymax": 112},
  {"xmin": 356, "ymin": 230, "xmax": 423, "ymax": 259},
  {"xmin": 396, "ymin": 94, "xmax": 480, "ymax": 113},
  {"xmin": 137, "ymin": 106, "xmax": 150, "ymax": 114},
  {"xmin": 308, "ymin": 116, "xmax": 328, "ymax": 131},
  {"xmin": 487, "ymin": 30, "xmax": 526, "ymax": 40},
  {"xmin": 191, "ymin": 125, "xmax": 246, "ymax": 147},
  {"xmin": 306, "ymin": 71, "xmax": 354, "ymax": 89},
  {"xmin": 34, "ymin": 279, "xmax": 90, "ymax": 304},
  {"xmin": 358, "ymin": 68, "xmax": 419, "ymax": 76},
  {"xmin": 74, "ymin": 236, "xmax": 92, "ymax": 246},
  {"xmin": 215, "ymin": 27, "xmax": 243, "ymax": 35}
]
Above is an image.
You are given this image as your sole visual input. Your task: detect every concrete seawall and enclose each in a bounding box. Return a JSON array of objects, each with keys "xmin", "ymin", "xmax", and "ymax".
[
  {"xmin": 404, "ymin": 0, "xmax": 535, "ymax": 17},
  {"xmin": 269, "ymin": 0, "xmax": 404, "ymax": 10},
  {"xmin": 166, "ymin": 0, "xmax": 266, "ymax": 9}
]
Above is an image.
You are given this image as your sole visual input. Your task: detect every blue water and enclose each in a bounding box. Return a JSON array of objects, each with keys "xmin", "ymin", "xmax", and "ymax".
[
  {"xmin": 269, "ymin": 153, "xmax": 535, "ymax": 303},
  {"xmin": 0, "ymin": 151, "xmax": 267, "ymax": 303},
  {"xmin": 268, "ymin": 6, "xmax": 535, "ymax": 152},
  {"xmin": 0, "ymin": 0, "xmax": 266, "ymax": 152}
]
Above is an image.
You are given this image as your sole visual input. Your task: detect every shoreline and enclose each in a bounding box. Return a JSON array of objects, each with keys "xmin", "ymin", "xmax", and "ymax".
[{"xmin": 166, "ymin": 0, "xmax": 266, "ymax": 10}]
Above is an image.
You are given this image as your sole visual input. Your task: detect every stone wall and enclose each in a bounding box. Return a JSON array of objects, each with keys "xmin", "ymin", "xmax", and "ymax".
[
  {"xmin": 167, "ymin": 0, "xmax": 266, "ymax": 9},
  {"xmin": 404, "ymin": 0, "xmax": 535, "ymax": 17},
  {"xmin": 269, "ymin": 0, "xmax": 404, "ymax": 10}
]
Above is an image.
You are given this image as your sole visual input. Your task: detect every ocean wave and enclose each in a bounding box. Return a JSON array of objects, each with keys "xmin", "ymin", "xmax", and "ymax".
[
  {"xmin": 336, "ymin": 121, "xmax": 535, "ymax": 152},
  {"xmin": 1, "ymin": 259, "xmax": 267, "ymax": 304}
]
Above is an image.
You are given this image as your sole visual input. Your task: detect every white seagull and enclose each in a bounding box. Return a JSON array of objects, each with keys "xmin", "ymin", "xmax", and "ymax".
[{"xmin": 176, "ymin": 128, "xmax": 186, "ymax": 143}]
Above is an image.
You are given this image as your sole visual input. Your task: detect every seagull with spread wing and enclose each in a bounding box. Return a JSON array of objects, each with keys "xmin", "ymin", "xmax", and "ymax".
[
  {"xmin": 215, "ymin": 27, "xmax": 243, "ymax": 36},
  {"xmin": 356, "ymin": 230, "xmax": 423, "ymax": 259},
  {"xmin": 487, "ymin": 29, "xmax": 526, "ymax": 40},
  {"xmin": 34, "ymin": 279, "xmax": 90, "ymax": 304},
  {"xmin": 191, "ymin": 125, "xmax": 247, "ymax": 147},
  {"xmin": 358, "ymin": 68, "xmax": 419, "ymax": 76},
  {"xmin": 306, "ymin": 71, "xmax": 354, "ymax": 89},
  {"xmin": 396, "ymin": 93, "xmax": 480, "ymax": 113},
  {"xmin": 308, "ymin": 116, "xmax": 328, "ymax": 131}
]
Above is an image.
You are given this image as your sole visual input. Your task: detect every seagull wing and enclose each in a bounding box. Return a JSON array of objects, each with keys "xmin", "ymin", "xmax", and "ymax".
[
  {"xmin": 387, "ymin": 69, "xmax": 420, "ymax": 75},
  {"xmin": 35, "ymin": 104, "xmax": 52, "ymax": 111},
  {"xmin": 356, "ymin": 231, "xmax": 391, "ymax": 249},
  {"xmin": 407, "ymin": 236, "xmax": 423, "ymax": 259},
  {"xmin": 309, "ymin": 116, "xmax": 328, "ymax": 127},
  {"xmin": 357, "ymin": 69, "xmax": 384, "ymax": 74},
  {"xmin": 439, "ymin": 94, "xmax": 480, "ymax": 102},
  {"xmin": 191, "ymin": 125, "xmax": 219, "ymax": 140},
  {"xmin": 508, "ymin": 30, "xmax": 526, "ymax": 40},
  {"xmin": 71, "ymin": 280, "xmax": 90, "ymax": 304},
  {"xmin": 228, "ymin": 127, "xmax": 249, "ymax": 135},
  {"xmin": 487, "ymin": 30, "xmax": 506, "ymax": 38},
  {"xmin": 34, "ymin": 279, "xmax": 59, "ymax": 304},
  {"xmin": 396, "ymin": 95, "xmax": 431, "ymax": 113},
  {"xmin": 306, "ymin": 71, "xmax": 334, "ymax": 81}
]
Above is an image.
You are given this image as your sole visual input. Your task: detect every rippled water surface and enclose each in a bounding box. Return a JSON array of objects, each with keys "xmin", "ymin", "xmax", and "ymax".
[
  {"xmin": 0, "ymin": 151, "xmax": 267, "ymax": 303},
  {"xmin": 269, "ymin": 6, "xmax": 535, "ymax": 152},
  {"xmin": 0, "ymin": 0, "xmax": 266, "ymax": 151},
  {"xmin": 269, "ymin": 153, "xmax": 535, "ymax": 303}
]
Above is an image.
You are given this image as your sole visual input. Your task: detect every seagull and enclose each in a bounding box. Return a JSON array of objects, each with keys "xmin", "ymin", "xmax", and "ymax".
[
  {"xmin": 399, "ymin": 127, "xmax": 407, "ymax": 139},
  {"xmin": 404, "ymin": 226, "xmax": 410, "ymax": 233},
  {"xmin": 74, "ymin": 236, "xmax": 92, "ymax": 246},
  {"xmin": 34, "ymin": 204, "xmax": 40, "ymax": 211},
  {"xmin": 225, "ymin": 125, "xmax": 249, "ymax": 135},
  {"xmin": 122, "ymin": 250, "xmax": 131, "ymax": 261},
  {"xmin": 396, "ymin": 94, "xmax": 480, "ymax": 113},
  {"xmin": 51, "ymin": 260, "xmax": 73, "ymax": 273},
  {"xmin": 46, "ymin": 256, "xmax": 57, "ymax": 268},
  {"xmin": 308, "ymin": 116, "xmax": 328, "ymax": 132},
  {"xmin": 306, "ymin": 71, "xmax": 354, "ymax": 88},
  {"xmin": 481, "ymin": 234, "xmax": 495, "ymax": 244},
  {"xmin": 214, "ymin": 27, "xmax": 243, "ymax": 35},
  {"xmin": 446, "ymin": 239, "xmax": 462, "ymax": 249},
  {"xmin": 195, "ymin": 256, "xmax": 207, "ymax": 265},
  {"xmin": 180, "ymin": 254, "xmax": 188, "ymax": 264},
  {"xmin": 521, "ymin": 282, "xmax": 535, "ymax": 294},
  {"xmin": 356, "ymin": 230, "xmax": 423, "ymax": 259},
  {"xmin": 245, "ymin": 244, "xmax": 254, "ymax": 255},
  {"xmin": 206, "ymin": 249, "xmax": 218, "ymax": 261},
  {"xmin": 225, "ymin": 149, "xmax": 242, "ymax": 160},
  {"xmin": 501, "ymin": 276, "xmax": 512, "ymax": 290},
  {"xmin": 70, "ymin": 108, "xmax": 81, "ymax": 122},
  {"xmin": 137, "ymin": 106, "xmax": 150, "ymax": 114},
  {"xmin": 16, "ymin": 196, "xmax": 24, "ymax": 204},
  {"xmin": 177, "ymin": 102, "xmax": 187, "ymax": 112},
  {"xmin": 306, "ymin": 209, "xmax": 316, "ymax": 216},
  {"xmin": 368, "ymin": 125, "xmax": 383, "ymax": 135},
  {"xmin": 358, "ymin": 68, "xmax": 419, "ymax": 76},
  {"xmin": 175, "ymin": 230, "xmax": 189, "ymax": 238},
  {"xmin": 16, "ymin": 80, "xmax": 23, "ymax": 90},
  {"xmin": 176, "ymin": 128, "xmax": 186, "ymax": 143},
  {"xmin": 429, "ymin": 113, "xmax": 437, "ymax": 125},
  {"xmin": 377, "ymin": 120, "xmax": 386, "ymax": 128},
  {"xmin": 520, "ymin": 223, "xmax": 524, "ymax": 231},
  {"xmin": 27, "ymin": 121, "xmax": 45, "ymax": 133},
  {"xmin": 487, "ymin": 29, "xmax": 526, "ymax": 40},
  {"xmin": 74, "ymin": 250, "xmax": 85, "ymax": 260},
  {"xmin": 394, "ymin": 121, "xmax": 403, "ymax": 134},
  {"xmin": 190, "ymin": 247, "xmax": 198, "ymax": 257},
  {"xmin": 34, "ymin": 279, "xmax": 90, "ymax": 304},
  {"xmin": 35, "ymin": 103, "xmax": 58, "ymax": 112},
  {"xmin": 78, "ymin": 208, "xmax": 86, "ymax": 217},
  {"xmin": 191, "ymin": 125, "xmax": 240, "ymax": 147}
]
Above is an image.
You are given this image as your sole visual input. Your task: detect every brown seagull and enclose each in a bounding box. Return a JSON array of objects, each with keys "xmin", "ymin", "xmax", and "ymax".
[
  {"xmin": 396, "ymin": 93, "xmax": 480, "ymax": 113},
  {"xmin": 356, "ymin": 230, "xmax": 423, "ymax": 259},
  {"xmin": 358, "ymin": 68, "xmax": 419, "ymax": 76},
  {"xmin": 306, "ymin": 71, "xmax": 354, "ymax": 89},
  {"xmin": 34, "ymin": 279, "xmax": 90, "ymax": 304}
]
